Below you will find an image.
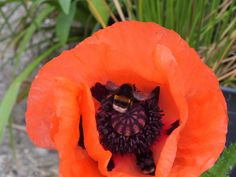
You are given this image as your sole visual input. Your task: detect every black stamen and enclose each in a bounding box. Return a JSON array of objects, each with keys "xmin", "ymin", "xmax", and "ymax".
[
  {"xmin": 91, "ymin": 83, "xmax": 109, "ymax": 102},
  {"xmin": 94, "ymin": 83, "xmax": 163, "ymax": 154},
  {"xmin": 92, "ymin": 82, "xmax": 164, "ymax": 175},
  {"xmin": 151, "ymin": 86, "xmax": 160, "ymax": 102},
  {"xmin": 107, "ymin": 158, "xmax": 115, "ymax": 171},
  {"xmin": 136, "ymin": 150, "xmax": 155, "ymax": 176},
  {"xmin": 96, "ymin": 100, "xmax": 163, "ymax": 154},
  {"xmin": 166, "ymin": 120, "xmax": 180, "ymax": 135},
  {"xmin": 78, "ymin": 117, "xmax": 85, "ymax": 149}
]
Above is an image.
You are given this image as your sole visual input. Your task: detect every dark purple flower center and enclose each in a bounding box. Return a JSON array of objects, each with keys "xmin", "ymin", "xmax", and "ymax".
[
  {"xmin": 91, "ymin": 82, "xmax": 164, "ymax": 175},
  {"xmin": 77, "ymin": 82, "xmax": 180, "ymax": 175}
]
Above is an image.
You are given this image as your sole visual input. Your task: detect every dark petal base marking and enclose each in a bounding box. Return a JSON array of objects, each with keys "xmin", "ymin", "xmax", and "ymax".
[
  {"xmin": 91, "ymin": 83, "xmax": 164, "ymax": 175},
  {"xmin": 95, "ymin": 87, "xmax": 164, "ymax": 154},
  {"xmin": 151, "ymin": 86, "xmax": 160, "ymax": 103},
  {"xmin": 136, "ymin": 150, "xmax": 155, "ymax": 176},
  {"xmin": 166, "ymin": 120, "xmax": 180, "ymax": 135},
  {"xmin": 78, "ymin": 117, "xmax": 85, "ymax": 149},
  {"xmin": 107, "ymin": 158, "xmax": 115, "ymax": 171}
]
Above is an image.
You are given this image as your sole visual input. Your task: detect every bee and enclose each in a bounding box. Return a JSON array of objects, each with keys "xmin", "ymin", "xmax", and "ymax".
[
  {"xmin": 90, "ymin": 81, "xmax": 163, "ymax": 175},
  {"xmin": 112, "ymin": 83, "xmax": 134, "ymax": 113},
  {"xmin": 105, "ymin": 81, "xmax": 158, "ymax": 113}
]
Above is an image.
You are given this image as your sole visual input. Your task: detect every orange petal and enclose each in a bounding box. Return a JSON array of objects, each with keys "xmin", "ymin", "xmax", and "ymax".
[
  {"xmin": 80, "ymin": 84, "xmax": 111, "ymax": 176},
  {"xmin": 153, "ymin": 44, "xmax": 188, "ymax": 177},
  {"xmin": 26, "ymin": 51, "xmax": 85, "ymax": 148},
  {"xmin": 52, "ymin": 77, "xmax": 105, "ymax": 177},
  {"xmin": 168, "ymin": 91, "xmax": 227, "ymax": 177},
  {"xmin": 153, "ymin": 43, "xmax": 227, "ymax": 176},
  {"xmin": 60, "ymin": 148, "xmax": 105, "ymax": 177}
]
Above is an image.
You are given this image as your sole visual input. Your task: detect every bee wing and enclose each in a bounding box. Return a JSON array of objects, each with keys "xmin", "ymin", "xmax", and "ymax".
[
  {"xmin": 133, "ymin": 91, "xmax": 152, "ymax": 101},
  {"xmin": 105, "ymin": 81, "xmax": 119, "ymax": 92},
  {"xmin": 133, "ymin": 86, "xmax": 160, "ymax": 101}
]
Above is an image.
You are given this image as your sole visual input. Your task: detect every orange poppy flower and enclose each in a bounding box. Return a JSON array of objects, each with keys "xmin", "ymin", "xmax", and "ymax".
[{"xmin": 26, "ymin": 21, "xmax": 228, "ymax": 177}]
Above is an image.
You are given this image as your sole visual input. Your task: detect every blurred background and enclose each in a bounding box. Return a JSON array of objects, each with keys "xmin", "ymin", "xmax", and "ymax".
[{"xmin": 0, "ymin": 0, "xmax": 235, "ymax": 177}]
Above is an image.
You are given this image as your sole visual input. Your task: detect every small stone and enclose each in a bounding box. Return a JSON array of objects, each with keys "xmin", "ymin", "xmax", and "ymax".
[{"xmin": 34, "ymin": 148, "xmax": 48, "ymax": 156}]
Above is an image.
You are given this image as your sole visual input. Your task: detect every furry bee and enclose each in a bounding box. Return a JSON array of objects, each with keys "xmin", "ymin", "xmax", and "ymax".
[{"xmin": 112, "ymin": 84, "xmax": 134, "ymax": 113}]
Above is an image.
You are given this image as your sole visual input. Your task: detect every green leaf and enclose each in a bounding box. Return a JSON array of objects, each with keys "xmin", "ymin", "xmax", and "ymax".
[
  {"xmin": 15, "ymin": 5, "xmax": 54, "ymax": 65},
  {"xmin": 56, "ymin": 1, "xmax": 76, "ymax": 44},
  {"xmin": 8, "ymin": 117, "xmax": 16, "ymax": 159},
  {"xmin": 0, "ymin": 43, "xmax": 62, "ymax": 144},
  {"xmin": 201, "ymin": 144, "xmax": 236, "ymax": 177},
  {"xmin": 58, "ymin": 0, "xmax": 71, "ymax": 14},
  {"xmin": 0, "ymin": 82, "xmax": 21, "ymax": 143},
  {"xmin": 87, "ymin": 0, "xmax": 109, "ymax": 28},
  {"xmin": 32, "ymin": 0, "xmax": 47, "ymax": 5}
]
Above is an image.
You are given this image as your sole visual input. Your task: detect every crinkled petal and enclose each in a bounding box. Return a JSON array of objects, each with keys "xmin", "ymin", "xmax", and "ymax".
[
  {"xmin": 153, "ymin": 44, "xmax": 188, "ymax": 177},
  {"xmin": 26, "ymin": 50, "xmax": 86, "ymax": 148}
]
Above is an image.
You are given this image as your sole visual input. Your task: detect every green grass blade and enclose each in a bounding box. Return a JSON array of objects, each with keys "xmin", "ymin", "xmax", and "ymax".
[
  {"xmin": 137, "ymin": 0, "xmax": 143, "ymax": 21},
  {"xmin": 56, "ymin": 1, "xmax": 76, "ymax": 44},
  {"xmin": 0, "ymin": 4, "xmax": 21, "ymax": 34},
  {"xmin": 125, "ymin": 0, "xmax": 135, "ymax": 20},
  {"xmin": 147, "ymin": 0, "xmax": 154, "ymax": 22},
  {"xmin": 113, "ymin": 0, "xmax": 125, "ymax": 21},
  {"xmin": 0, "ymin": 43, "xmax": 62, "ymax": 144},
  {"xmin": 87, "ymin": 0, "xmax": 109, "ymax": 28},
  {"xmin": 200, "ymin": 6, "xmax": 236, "ymax": 39},
  {"xmin": 8, "ymin": 117, "xmax": 16, "ymax": 159},
  {"xmin": 141, "ymin": 0, "xmax": 149, "ymax": 21},
  {"xmin": 0, "ymin": 8, "xmax": 14, "ymax": 33},
  {"xmin": 188, "ymin": 12, "xmax": 201, "ymax": 47},
  {"xmin": 221, "ymin": 17, "xmax": 236, "ymax": 39},
  {"xmin": 0, "ymin": 82, "xmax": 21, "ymax": 144},
  {"xmin": 58, "ymin": 0, "xmax": 71, "ymax": 14},
  {"xmin": 200, "ymin": 144, "xmax": 236, "ymax": 177},
  {"xmin": 165, "ymin": 0, "xmax": 174, "ymax": 29},
  {"xmin": 15, "ymin": 5, "xmax": 54, "ymax": 65},
  {"xmin": 218, "ymin": 1, "xmax": 236, "ymax": 41},
  {"xmin": 187, "ymin": 0, "xmax": 205, "ymax": 48},
  {"xmin": 156, "ymin": 0, "xmax": 162, "ymax": 25},
  {"xmin": 203, "ymin": 0, "xmax": 221, "ymax": 45},
  {"xmin": 175, "ymin": 0, "xmax": 192, "ymax": 37},
  {"xmin": 32, "ymin": 0, "xmax": 47, "ymax": 5},
  {"xmin": 184, "ymin": 0, "xmax": 194, "ymax": 39}
]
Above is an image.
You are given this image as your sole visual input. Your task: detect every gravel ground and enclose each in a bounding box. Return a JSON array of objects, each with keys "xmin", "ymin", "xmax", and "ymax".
[
  {"xmin": 0, "ymin": 80, "xmax": 59, "ymax": 177},
  {"xmin": 0, "ymin": 127, "xmax": 59, "ymax": 177},
  {"xmin": 0, "ymin": 4, "xmax": 59, "ymax": 177}
]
